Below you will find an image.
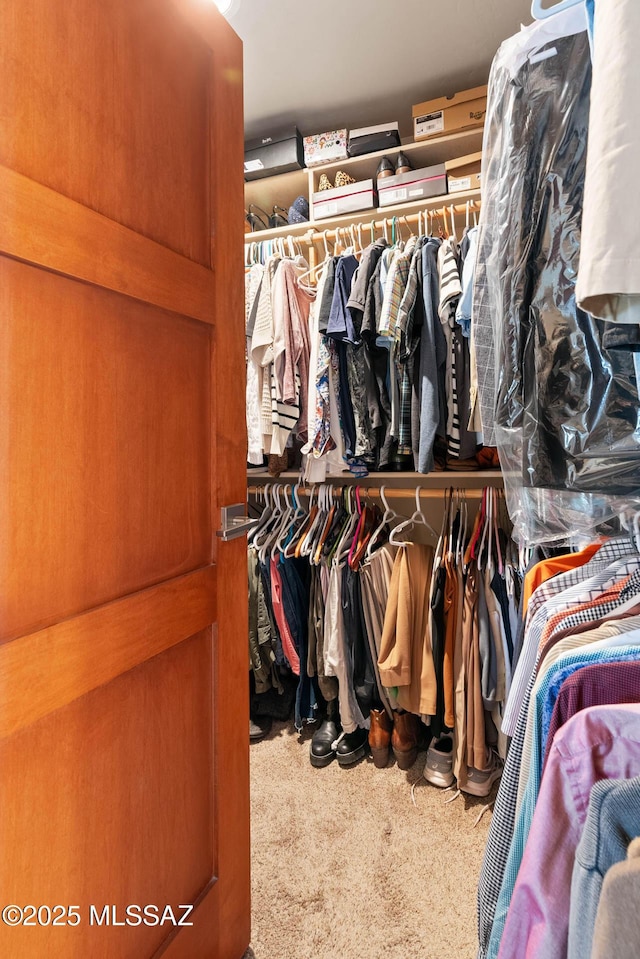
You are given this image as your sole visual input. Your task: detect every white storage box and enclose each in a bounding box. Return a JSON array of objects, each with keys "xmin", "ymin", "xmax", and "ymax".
[
  {"xmin": 312, "ymin": 179, "xmax": 376, "ymax": 220},
  {"xmin": 304, "ymin": 130, "xmax": 348, "ymax": 167},
  {"xmin": 378, "ymin": 164, "xmax": 447, "ymax": 207}
]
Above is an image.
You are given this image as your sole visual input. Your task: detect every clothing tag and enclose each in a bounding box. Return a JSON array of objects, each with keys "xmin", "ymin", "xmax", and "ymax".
[{"xmin": 529, "ymin": 45, "xmax": 558, "ymax": 64}]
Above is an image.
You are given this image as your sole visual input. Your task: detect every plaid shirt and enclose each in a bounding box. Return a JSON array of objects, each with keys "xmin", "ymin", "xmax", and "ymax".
[
  {"xmin": 378, "ymin": 238, "xmax": 416, "ymax": 338},
  {"xmin": 503, "ymin": 541, "xmax": 637, "ymax": 737},
  {"xmin": 477, "ymin": 539, "xmax": 636, "ymax": 959}
]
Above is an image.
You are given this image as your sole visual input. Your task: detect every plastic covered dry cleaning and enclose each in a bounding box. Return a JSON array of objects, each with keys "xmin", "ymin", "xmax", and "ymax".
[{"xmin": 477, "ymin": 10, "xmax": 640, "ymax": 545}]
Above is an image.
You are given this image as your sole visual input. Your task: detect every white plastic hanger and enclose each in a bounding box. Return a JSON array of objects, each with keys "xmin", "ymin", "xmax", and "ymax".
[
  {"xmin": 389, "ymin": 487, "xmax": 438, "ymax": 547},
  {"xmin": 531, "ymin": 0, "xmax": 581, "ymax": 20},
  {"xmin": 366, "ymin": 486, "xmax": 401, "ymax": 560},
  {"xmin": 249, "ymin": 484, "xmax": 275, "ymax": 547}
]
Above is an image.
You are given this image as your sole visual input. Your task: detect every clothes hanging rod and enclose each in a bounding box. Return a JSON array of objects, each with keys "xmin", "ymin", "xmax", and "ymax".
[
  {"xmin": 247, "ymin": 484, "xmax": 488, "ymax": 500},
  {"xmin": 302, "ymin": 203, "xmax": 481, "ymax": 244}
]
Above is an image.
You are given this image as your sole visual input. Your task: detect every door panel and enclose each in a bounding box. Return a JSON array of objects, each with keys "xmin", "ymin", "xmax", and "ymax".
[
  {"xmin": 0, "ymin": 1, "xmax": 249, "ymax": 957},
  {"xmin": 3, "ymin": 0, "xmax": 211, "ymax": 264},
  {"xmin": 0, "ymin": 631, "xmax": 213, "ymax": 959},
  {"xmin": 0, "ymin": 257, "xmax": 211, "ymax": 641}
]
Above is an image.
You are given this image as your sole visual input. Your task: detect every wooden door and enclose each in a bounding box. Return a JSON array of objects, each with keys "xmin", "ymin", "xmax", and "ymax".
[{"xmin": 0, "ymin": 1, "xmax": 249, "ymax": 957}]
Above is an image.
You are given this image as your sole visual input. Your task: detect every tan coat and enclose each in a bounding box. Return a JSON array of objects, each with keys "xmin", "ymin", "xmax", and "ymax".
[{"xmin": 378, "ymin": 544, "xmax": 437, "ymax": 717}]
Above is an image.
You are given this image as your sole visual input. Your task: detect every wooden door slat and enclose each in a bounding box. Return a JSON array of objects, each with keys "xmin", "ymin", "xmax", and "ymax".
[
  {"xmin": 0, "ymin": 566, "xmax": 217, "ymax": 739},
  {"xmin": 0, "ymin": 166, "xmax": 215, "ymax": 323}
]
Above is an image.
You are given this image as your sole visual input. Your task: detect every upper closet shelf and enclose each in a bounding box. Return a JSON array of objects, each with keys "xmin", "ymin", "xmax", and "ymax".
[{"xmin": 244, "ymin": 128, "xmax": 484, "ymax": 239}]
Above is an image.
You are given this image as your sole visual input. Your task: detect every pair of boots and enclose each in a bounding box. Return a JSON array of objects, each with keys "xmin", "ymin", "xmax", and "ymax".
[
  {"xmin": 369, "ymin": 708, "xmax": 428, "ymax": 770},
  {"xmin": 309, "ymin": 699, "xmax": 368, "ymax": 768}
]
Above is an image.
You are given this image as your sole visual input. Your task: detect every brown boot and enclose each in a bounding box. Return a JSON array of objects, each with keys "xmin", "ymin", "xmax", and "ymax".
[
  {"xmin": 368, "ymin": 709, "xmax": 393, "ymax": 768},
  {"xmin": 391, "ymin": 711, "xmax": 427, "ymax": 770}
]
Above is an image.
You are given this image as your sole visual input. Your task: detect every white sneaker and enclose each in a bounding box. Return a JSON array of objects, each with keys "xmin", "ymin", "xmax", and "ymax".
[{"xmin": 461, "ymin": 750, "xmax": 503, "ymax": 797}]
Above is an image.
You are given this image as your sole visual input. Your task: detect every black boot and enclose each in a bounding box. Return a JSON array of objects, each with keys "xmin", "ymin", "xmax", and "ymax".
[
  {"xmin": 336, "ymin": 726, "xmax": 369, "ymax": 766},
  {"xmin": 310, "ymin": 698, "xmax": 341, "ymax": 768}
]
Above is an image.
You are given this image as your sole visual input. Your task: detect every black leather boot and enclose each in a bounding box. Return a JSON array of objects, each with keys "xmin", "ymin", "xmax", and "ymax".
[
  {"xmin": 336, "ymin": 726, "xmax": 369, "ymax": 766},
  {"xmin": 310, "ymin": 698, "xmax": 341, "ymax": 768}
]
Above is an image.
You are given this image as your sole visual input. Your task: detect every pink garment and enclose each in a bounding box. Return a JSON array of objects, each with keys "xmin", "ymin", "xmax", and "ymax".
[
  {"xmin": 498, "ymin": 703, "xmax": 640, "ymax": 959},
  {"xmin": 269, "ymin": 557, "xmax": 300, "ymax": 675},
  {"xmin": 271, "ymin": 260, "xmax": 313, "ymax": 440}
]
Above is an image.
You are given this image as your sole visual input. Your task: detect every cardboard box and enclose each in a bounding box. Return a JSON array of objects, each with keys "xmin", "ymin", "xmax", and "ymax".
[
  {"xmin": 445, "ymin": 151, "xmax": 482, "ymax": 193},
  {"xmin": 313, "ymin": 179, "xmax": 376, "ymax": 220},
  {"xmin": 244, "ymin": 126, "xmax": 305, "ymax": 181},
  {"xmin": 378, "ymin": 163, "xmax": 447, "ymax": 208},
  {"xmin": 348, "ymin": 122, "xmax": 401, "ymax": 157},
  {"xmin": 412, "ymin": 85, "xmax": 487, "ymax": 141},
  {"xmin": 304, "ymin": 130, "xmax": 348, "ymax": 167}
]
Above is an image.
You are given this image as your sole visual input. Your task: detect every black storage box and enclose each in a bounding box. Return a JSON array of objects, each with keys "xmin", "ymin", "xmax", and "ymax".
[
  {"xmin": 244, "ymin": 126, "xmax": 305, "ymax": 181},
  {"xmin": 347, "ymin": 122, "xmax": 401, "ymax": 158}
]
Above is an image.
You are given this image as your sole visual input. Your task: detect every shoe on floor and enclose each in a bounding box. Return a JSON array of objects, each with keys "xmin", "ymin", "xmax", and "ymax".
[
  {"xmin": 391, "ymin": 711, "xmax": 429, "ymax": 770},
  {"xmin": 461, "ymin": 750, "xmax": 503, "ymax": 797},
  {"xmin": 424, "ymin": 735, "xmax": 455, "ymax": 788},
  {"xmin": 336, "ymin": 727, "xmax": 369, "ymax": 766},
  {"xmin": 310, "ymin": 698, "xmax": 341, "ymax": 768},
  {"xmin": 369, "ymin": 708, "xmax": 393, "ymax": 768},
  {"xmin": 250, "ymin": 715, "xmax": 272, "ymax": 743}
]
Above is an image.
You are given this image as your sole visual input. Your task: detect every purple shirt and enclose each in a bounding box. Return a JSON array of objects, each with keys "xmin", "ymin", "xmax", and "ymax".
[
  {"xmin": 498, "ymin": 704, "xmax": 640, "ymax": 959},
  {"xmin": 543, "ymin": 660, "xmax": 640, "ymax": 774}
]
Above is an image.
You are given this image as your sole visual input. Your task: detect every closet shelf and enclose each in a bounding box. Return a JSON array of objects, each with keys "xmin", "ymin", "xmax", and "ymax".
[
  {"xmin": 244, "ymin": 128, "xmax": 484, "ymax": 242},
  {"xmin": 305, "ymin": 127, "xmax": 483, "ymax": 182},
  {"xmin": 247, "ymin": 470, "xmax": 503, "ymax": 490},
  {"xmin": 245, "ymin": 188, "xmax": 482, "ymax": 243}
]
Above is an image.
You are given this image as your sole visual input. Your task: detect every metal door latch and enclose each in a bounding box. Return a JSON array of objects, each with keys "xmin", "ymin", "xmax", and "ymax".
[{"xmin": 216, "ymin": 503, "xmax": 256, "ymax": 541}]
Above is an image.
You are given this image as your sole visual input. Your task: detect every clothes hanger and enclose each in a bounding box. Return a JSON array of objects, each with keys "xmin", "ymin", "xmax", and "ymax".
[
  {"xmin": 258, "ymin": 484, "xmax": 284, "ymax": 564},
  {"xmin": 274, "ymin": 483, "xmax": 302, "ymax": 557},
  {"xmin": 366, "ymin": 486, "xmax": 400, "ymax": 559},
  {"xmin": 493, "ymin": 488, "xmax": 505, "ymax": 575},
  {"xmin": 251, "ymin": 484, "xmax": 278, "ymax": 548},
  {"xmin": 323, "ymin": 486, "xmax": 350, "ymax": 562},
  {"xmin": 531, "ymin": 0, "xmax": 581, "ymax": 19},
  {"xmin": 269, "ymin": 484, "xmax": 297, "ymax": 560},
  {"xmin": 349, "ymin": 493, "xmax": 379, "ymax": 571},
  {"xmin": 477, "ymin": 486, "xmax": 493, "ymax": 570},
  {"xmin": 293, "ymin": 486, "xmax": 318, "ymax": 558},
  {"xmin": 401, "ymin": 214, "xmax": 415, "ymax": 238},
  {"xmin": 308, "ymin": 483, "xmax": 334, "ymax": 560},
  {"xmin": 347, "ymin": 486, "xmax": 370, "ymax": 569},
  {"xmin": 283, "ymin": 483, "xmax": 311, "ymax": 559},
  {"xmin": 299, "ymin": 484, "xmax": 327, "ymax": 557},
  {"xmin": 454, "ymin": 489, "xmax": 467, "ymax": 564},
  {"xmin": 463, "ymin": 492, "xmax": 485, "ymax": 568},
  {"xmin": 388, "ymin": 486, "xmax": 438, "ymax": 547},
  {"xmin": 333, "ymin": 487, "xmax": 360, "ymax": 565},
  {"xmin": 433, "ymin": 488, "xmax": 451, "ymax": 572},
  {"xmin": 313, "ymin": 485, "xmax": 338, "ymax": 565}
]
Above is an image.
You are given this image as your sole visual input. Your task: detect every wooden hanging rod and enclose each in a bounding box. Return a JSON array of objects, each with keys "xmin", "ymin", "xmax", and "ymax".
[
  {"xmin": 247, "ymin": 484, "xmax": 489, "ymax": 500},
  {"xmin": 303, "ymin": 203, "xmax": 480, "ymax": 244}
]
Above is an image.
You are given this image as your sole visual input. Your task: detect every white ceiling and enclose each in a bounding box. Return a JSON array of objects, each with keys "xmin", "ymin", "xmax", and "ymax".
[{"xmin": 228, "ymin": 0, "xmax": 535, "ymax": 142}]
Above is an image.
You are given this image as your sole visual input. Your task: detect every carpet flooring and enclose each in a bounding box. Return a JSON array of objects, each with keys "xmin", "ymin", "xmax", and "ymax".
[{"xmin": 247, "ymin": 719, "xmax": 497, "ymax": 959}]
